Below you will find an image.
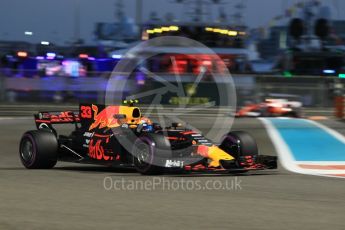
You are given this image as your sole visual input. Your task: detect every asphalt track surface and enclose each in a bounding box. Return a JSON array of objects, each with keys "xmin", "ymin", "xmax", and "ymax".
[{"xmin": 1, "ymin": 114, "xmax": 345, "ymax": 230}]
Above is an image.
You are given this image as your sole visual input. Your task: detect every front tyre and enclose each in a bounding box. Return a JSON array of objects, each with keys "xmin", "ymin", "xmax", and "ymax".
[
  {"xmin": 219, "ymin": 131, "xmax": 258, "ymax": 169},
  {"xmin": 19, "ymin": 130, "xmax": 58, "ymax": 169}
]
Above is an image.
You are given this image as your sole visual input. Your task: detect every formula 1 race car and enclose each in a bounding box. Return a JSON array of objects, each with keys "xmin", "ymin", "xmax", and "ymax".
[
  {"xmin": 236, "ymin": 98, "xmax": 302, "ymax": 118},
  {"xmin": 19, "ymin": 102, "xmax": 277, "ymax": 175}
]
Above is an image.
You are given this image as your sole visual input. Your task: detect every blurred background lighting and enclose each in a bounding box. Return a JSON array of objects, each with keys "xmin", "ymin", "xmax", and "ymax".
[
  {"xmin": 46, "ymin": 52, "xmax": 56, "ymax": 59},
  {"xmin": 323, "ymin": 69, "xmax": 336, "ymax": 74},
  {"xmin": 111, "ymin": 54, "xmax": 122, "ymax": 59},
  {"xmin": 79, "ymin": 53, "xmax": 89, "ymax": 59},
  {"xmin": 17, "ymin": 51, "xmax": 28, "ymax": 57},
  {"xmin": 228, "ymin": 30, "xmax": 238, "ymax": 36},
  {"xmin": 169, "ymin": 25, "xmax": 179, "ymax": 31},
  {"xmin": 24, "ymin": 31, "xmax": 33, "ymax": 36}
]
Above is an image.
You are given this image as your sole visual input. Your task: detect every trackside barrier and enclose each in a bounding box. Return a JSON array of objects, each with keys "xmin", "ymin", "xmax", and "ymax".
[{"xmin": 1, "ymin": 72, "xmax": 345, "ymax": 107}]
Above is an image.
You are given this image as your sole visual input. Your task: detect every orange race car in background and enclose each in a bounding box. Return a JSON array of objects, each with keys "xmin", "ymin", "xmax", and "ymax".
[{"xmin": 236, "ymin": 97, "xmax": 303, "ymax": 118}]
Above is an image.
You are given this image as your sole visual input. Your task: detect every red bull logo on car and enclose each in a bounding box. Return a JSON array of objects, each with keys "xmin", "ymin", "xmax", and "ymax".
[
  {"xmin": 89, "ymin": 104, "xmax": 142, "ymax": 131},
  {"xmin": 89, "ymin": 105, "xmax": 121, "ymax": 130}
]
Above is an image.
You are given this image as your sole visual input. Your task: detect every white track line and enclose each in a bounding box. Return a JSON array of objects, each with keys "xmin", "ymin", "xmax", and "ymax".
[
  {"xmin": 296, "ymin": 161, "xmax": 345, "ymax": 165},
  {"xmin": 303, "ymin": 119, "xmax": 345, "ymax": 145},
  {"xmin": 258, "ymin": 118, "xmax": 306, "ymax": 174},
  {"xmin": 0, "ymin": 117, "xmax": 32, "ymax": 120}
]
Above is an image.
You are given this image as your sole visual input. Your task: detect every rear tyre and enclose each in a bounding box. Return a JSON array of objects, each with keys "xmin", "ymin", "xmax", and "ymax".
[
  {"xmin": 132, "ymin": 134, "xmax": 166, "ymax": 175},
  {"xmin": 19, "ymin": 130, "xmax": 58, "ymax": 169}
]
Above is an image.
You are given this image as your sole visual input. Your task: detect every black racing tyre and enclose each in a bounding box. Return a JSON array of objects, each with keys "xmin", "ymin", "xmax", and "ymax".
[
  {"xmin": 132, "ymin": 134, "xmax": 168, "ymax": 175},
  {"xmin": 219, "ymin": 131, "xmax": 258, "ymax": 159},
  {"xmin": 19, "ymin": 130, "xmax": 58, "ymax": 169},
  {"xmin": 283, "ymin": 111, "xmax": 299, "ymax": 118},
  {"xmin": 260, "ymin": 107, "xmax": 271, "ymax": 117}
]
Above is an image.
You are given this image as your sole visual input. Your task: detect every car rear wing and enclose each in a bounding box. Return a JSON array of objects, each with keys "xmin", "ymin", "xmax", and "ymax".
[{"xmin": 34, "ymin": 111, "xmax": 80, "ymax": 130}]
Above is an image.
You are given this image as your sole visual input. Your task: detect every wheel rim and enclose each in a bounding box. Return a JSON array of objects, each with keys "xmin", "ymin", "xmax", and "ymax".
[
  {"xmin": 133, "ymin": 142, "xmax": 152, "ymax": 170},
  {"xmin": 21, "ymin": 139, "xmax": 34, "ymax": 162}
]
